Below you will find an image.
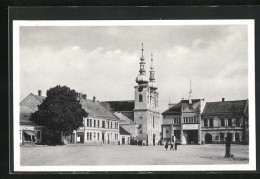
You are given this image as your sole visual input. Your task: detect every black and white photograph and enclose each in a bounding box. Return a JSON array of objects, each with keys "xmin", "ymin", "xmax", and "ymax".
[{"xmin": 12, "ymin": 20, "xmax": 255, "ymax": 172}]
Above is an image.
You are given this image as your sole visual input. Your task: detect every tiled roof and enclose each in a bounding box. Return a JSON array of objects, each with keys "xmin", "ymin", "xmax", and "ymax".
[
  {"xmin": 33, "ymin": 94, "xmax": 45, "ymax": 103},
  {"xmin": 80, "ymin": 99, "xmax": 119, "ymax": 120},
  {"xmin": 20, "ymin": 106, "xmax": 35, "ymax": 125},
  {"xmin": 101, "ymin": 100, "xmax": 135, "ymax": 112},
  {"xmin": 20, "ymin": 93, "xmax": 119, "ymax": 120},
  {"xmin": 114, "ymin": 112, "xmax": 135, "ymax": 124},
  {"xmin": 162, "ymin": 99, "xmax": 202, "ymax": 115},
  {"xmin": 202, "ymin": 100, "xmax": 248, "ymax": 117},
  {"xmin": 119, "ymin": 126, "xmax": 131, "ymax": 135}
]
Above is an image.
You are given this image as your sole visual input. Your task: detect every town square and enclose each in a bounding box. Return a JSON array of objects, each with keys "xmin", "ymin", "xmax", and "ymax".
[{"xmin": 13, "ymin": 20, "xmax": 255, "ymax": 171}]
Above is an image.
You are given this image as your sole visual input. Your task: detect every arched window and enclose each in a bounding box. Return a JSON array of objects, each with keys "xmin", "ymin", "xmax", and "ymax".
[{"xmin": 139, "ymin": 94, "xmax": 143, "ymax": 102}]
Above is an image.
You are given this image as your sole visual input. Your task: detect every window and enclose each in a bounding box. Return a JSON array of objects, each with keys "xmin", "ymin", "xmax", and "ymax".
[
  {"xmin": 90, "ymin": 119, "xmax": 92, "ymax": 127},
  {"xmin": 87, "ymin": 119, "xmax": 89, "ymax": 127},
  {"xmin": 139, "ymin": 95, "xmax": 143, "ymax": 102},
  {"xmin": 90, "ymin": 133, "xmax": 92, "ymax": 140},
  {"xmin": 111, "ymin": 122, "xmax": 113, "ymax": 129},
  {"xmin": 93, "ymin": 132, "xmax": 96, "ymax": 139},
  {"xmin": 236, "ymin": 119, "xmax": 240, "ymax": 126},
  {"xmin": 97, "ymin": 133, "xmax": 100, "ymax": 140},
  {"xmin": 209, "ymin": 119, "xmax": 213, "ymax": 127},
  {"xmin": 204, "ymin": 119, "xmax": 208, "ymax": 127},
  {"xmin": 221, "ymin": 119, "xmax": 225, "ymax": 127},
  {"xmin": 94, "ymin": 120, "xmax": 96, "ymax": 127},
  {"xmin": 153, "ymin": 116, "xmax": 155, "ymax": 128},
  {"xmin": 87, "ymin": 132, "xmax": 89, "ymax": 140},
  {"xmin": 108, "ymin": 121, "xmax": 110, "ymax": 128},
  {"xmin": 102, "ymin": 121, "xmax": 105, "ymax": 128},
  {"xmin": 228, "ymin": 118, "xmax": 232, "ymax": 126},
  {"xmin": 235, "ymin": 133, "xmax": 240, "ymax": 142},
  {"xmin": 98, "ymin": 120, "xmax": 100, "ymax": 127}
]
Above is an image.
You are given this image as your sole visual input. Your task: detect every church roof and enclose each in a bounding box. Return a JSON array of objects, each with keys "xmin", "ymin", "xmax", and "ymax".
[
  {"xmin": 202, "ymin": 100, "xmax": 248, "ymax": 117},
  {"xmin": 101, "ymin": 100, "xmax": 135, "ymax": 112}
]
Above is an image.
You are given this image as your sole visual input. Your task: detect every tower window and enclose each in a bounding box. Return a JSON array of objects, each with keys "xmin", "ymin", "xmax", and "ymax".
[{"xmin": 139, "ymin": 94, "xmax": 143, "ymax": 102}]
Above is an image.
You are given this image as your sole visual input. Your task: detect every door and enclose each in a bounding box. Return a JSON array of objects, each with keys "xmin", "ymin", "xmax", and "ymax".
[
  {"xmin": 122, "ymin": 137, "xmax": 125, "ymax": 145},
  {"xmin": 205, "ymin": 133, "xmax": 212, "ymax": 144},
  {"xmin": 102, "ymin": 133, "xmax": 105, "ymax": 143}
]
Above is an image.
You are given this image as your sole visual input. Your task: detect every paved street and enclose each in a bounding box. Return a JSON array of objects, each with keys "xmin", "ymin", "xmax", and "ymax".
[{"xmin": 20, "ymin": 144, "xmax": 249, "ymax": 166}]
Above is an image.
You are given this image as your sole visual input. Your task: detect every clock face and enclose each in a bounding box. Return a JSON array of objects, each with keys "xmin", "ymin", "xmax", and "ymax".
[{"xmin": 138, "ymin": 87, "xmax": 143, "ymax": 92}]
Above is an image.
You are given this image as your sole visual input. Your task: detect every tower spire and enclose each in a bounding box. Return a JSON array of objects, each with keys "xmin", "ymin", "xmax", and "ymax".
[
  {"xmin": 135, "ymin": 43, "xmax": 149, "ymax": 84},
  {"xmin": 189, "ymin": 80, "xmax": 192, "ymax": 104},
  {"xmin": 148, "ymin": 53, "xmax": 157, "ymax": 90}
]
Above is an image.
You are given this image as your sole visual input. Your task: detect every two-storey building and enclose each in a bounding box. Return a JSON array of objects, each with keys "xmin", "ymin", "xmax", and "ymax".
[{"xmin": 201, "ymin": 98, "xmax": 248, "ymax": 144}]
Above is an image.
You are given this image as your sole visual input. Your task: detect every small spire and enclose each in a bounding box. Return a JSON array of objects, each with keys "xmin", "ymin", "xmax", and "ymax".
[
  {"xmin": 189, "ymin": 80, "xmax": 192, "ymax": 104},
  {"xmin": 150, "ymin": 53, "xmax": 154, "ymax": 70},
  {"xmin": 141, "ymin": 42, "xmax": 144, "ymax": 57}
]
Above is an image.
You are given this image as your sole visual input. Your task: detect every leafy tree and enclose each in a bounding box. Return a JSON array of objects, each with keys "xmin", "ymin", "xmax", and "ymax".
[{"xmin": 30, "ymin": 85, "xmax": 88, "ymax": 145}]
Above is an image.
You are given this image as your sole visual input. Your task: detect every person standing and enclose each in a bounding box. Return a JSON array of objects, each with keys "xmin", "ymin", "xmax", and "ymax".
[
  {"xmin": 165, "ymin": 141, "xmax": 168, "ymax": 150},
  {"xmin": 175, "ymin": 136, "xmax": 178, "ymax": 151}
]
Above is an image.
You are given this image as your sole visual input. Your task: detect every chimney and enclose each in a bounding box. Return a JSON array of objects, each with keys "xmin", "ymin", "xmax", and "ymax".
[
  {"xmin": 82, "ymin": 94, "xmax": 87, "ymax": 100},
  {"xmin": 222, "ymin": 98, "xmax": 225, "ymax": 102},
  {"xmin": 38, "ymin": 90, "xmax": 42, "ymax": 96},
  {"xmin": 93, "ymin": 96, "xmax": 96, "ymax": 102}
]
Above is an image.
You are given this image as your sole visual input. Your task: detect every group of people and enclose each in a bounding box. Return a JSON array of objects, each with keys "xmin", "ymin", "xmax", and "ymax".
[{"xmin": 164, "ymin": 136, "xmax": 178, "ymax": 151}]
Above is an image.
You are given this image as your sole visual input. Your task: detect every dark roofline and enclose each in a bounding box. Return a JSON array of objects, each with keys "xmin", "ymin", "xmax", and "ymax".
[
  {"xmin": 101, "ymin": 100, "xmax": 135, "ymax": 103},
  {"xmin": 205, "ymin": 99, "xmax": 248, "ymax": 104}
]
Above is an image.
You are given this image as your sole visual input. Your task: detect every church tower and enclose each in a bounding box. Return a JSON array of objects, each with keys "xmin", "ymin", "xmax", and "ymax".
[{"xmin": 134, "ymin": 44, "xmax": 161, "ymax": 145}]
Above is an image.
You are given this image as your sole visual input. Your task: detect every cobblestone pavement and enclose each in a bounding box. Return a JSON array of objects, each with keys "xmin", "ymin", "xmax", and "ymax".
[{"xmin": 20, "ymin": 144, "xmax": 249, "ymax": 166}]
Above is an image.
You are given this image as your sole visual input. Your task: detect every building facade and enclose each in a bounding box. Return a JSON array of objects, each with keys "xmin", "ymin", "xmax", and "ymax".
[
  {"xmin": 162, "ymin": 99, "xmax": 206, "ymax": 144},
  {"xmin": 201, "ymin": 99, "xmax": 248, "ymax": 144},
  {"xmin": 162, "ymin": 97, "xmax": 248, "ymax": 145},
  {"xmin": 19, "ymin": 91, "xmax": 45, "ymax": 145},
  {"xmin": 20, "ymin": 91, "xmax": 120, "ymax": 145},
  {"xmin": 74, "ymin": 95, "xmax": 120, "ymax": 145}
]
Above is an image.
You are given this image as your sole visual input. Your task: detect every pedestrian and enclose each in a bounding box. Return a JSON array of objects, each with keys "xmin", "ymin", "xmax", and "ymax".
[
  {"xmin": 32, "ymin": 136, "xmax": 35, "ymax": 146},
  {"xmin": 170, "ymin": 142, "xmax": 174, "ymax": 151},
  {"xmin": 175, "ymin": 139, "xmax": 178, "ymax": 151},
  {"xmin": 165, "ymin": 141, "xmax": 168, "ymax": 150}
]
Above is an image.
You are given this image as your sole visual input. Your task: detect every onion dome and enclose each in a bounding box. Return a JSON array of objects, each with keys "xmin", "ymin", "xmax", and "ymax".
[{"xmin": 136, "ymin": 43, "xmax": 149, "ymax": 85}]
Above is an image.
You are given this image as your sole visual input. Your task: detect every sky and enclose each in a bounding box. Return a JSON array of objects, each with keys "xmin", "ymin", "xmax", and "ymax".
[{"xmin": 20, "ymin": 23, "xmax": 248, "ymax": 112}]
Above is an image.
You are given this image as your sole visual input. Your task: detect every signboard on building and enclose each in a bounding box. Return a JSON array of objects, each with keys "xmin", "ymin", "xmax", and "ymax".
[{"xmin": 183, "ymin": 124, "xmax": 199, "ymax": 130}]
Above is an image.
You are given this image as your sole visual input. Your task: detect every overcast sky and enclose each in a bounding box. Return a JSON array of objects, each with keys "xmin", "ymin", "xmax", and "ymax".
[{"xmin": 20, "ymin": 24, "xmax": 248, "ymax": 112}]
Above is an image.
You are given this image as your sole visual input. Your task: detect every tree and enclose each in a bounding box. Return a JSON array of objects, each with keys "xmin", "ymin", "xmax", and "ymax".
[{"xmin": 30, "ymin": 85, "xmax": 88, "ymax": 145}]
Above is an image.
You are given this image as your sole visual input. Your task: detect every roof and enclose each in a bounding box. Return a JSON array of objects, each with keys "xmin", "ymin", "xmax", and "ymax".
[
  {"xmin": 162, "ymin": 99, "xmax": 202, "ymax": 115},
  {"xmin": 20, "ymin": 106, "xmax": 35, "ymax": 125},
  {"xmin": 119, "ymin": 126, "xmax": 131, "ymax": 135},
  {"xmin": 202, "ymin": 100, "xmax": 248, "ymax": 117},
  {"xmin": 80, "ymin": 99, "xmax": 119, "ymax": 120},
  {"xmin": 20, "ymin": 93, "xmax": 119, "ymax": 121},
  {"xmin": 101, "ymin": 100, "xmax": 135, "ymax": 112},
  {"xmin": 114, "ymin": 112, "xmax": 135, "ymax": 124},
  {"xmin": 20, "ymin": 93, "xmax": 46, "ymax": 111}
]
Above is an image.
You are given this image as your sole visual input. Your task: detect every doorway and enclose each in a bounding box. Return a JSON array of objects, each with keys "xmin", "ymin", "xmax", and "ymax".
[
  {"xmin": 205, "ymin": 133, "xmax": 212, "ymax": 144},
  {"xmin": 122, "ymin": 137, "xmax": 125, "ymax": 145}
]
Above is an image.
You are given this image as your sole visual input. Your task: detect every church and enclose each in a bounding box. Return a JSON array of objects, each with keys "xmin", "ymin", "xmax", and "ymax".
[{"xmin": 102, "ymin": 44, "xmax": 161, "ymax": 146}]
